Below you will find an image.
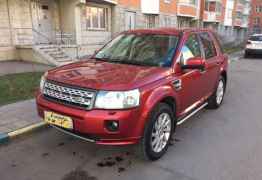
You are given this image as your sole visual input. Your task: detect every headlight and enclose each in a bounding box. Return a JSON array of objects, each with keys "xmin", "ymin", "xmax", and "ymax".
[
  {"xmin": 95, "ymin": 89, "xmax": 140, "ymax": 109},
  {"xmin": 40, "ymin": 72, "xmax": 48, "ymax": 93}
]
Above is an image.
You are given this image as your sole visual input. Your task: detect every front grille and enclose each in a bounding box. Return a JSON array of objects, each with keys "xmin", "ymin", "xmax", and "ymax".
[{"xmin": 43, "ymin": 80, "xmax": 96, "ymax": 110}]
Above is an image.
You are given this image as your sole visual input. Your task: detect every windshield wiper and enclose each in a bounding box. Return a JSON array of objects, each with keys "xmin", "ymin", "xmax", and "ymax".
[
  {"xmin": 120, "ymin": 60, "xmax": 152, "ymax": 66},
  {"xmin": 93, "ymin": 56, "xmax": 152, "ymax": 66}
]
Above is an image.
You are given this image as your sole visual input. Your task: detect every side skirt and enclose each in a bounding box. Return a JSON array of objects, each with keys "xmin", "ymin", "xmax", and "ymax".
[{"xmin": 176, "ymin": 102, "xmax": 208, "ymax": 126}]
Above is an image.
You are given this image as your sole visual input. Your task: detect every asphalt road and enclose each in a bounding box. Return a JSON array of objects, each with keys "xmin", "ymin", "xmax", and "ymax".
[{"xmin": 1, "ymin": 54, "xmax": 262, "ymax": 180}]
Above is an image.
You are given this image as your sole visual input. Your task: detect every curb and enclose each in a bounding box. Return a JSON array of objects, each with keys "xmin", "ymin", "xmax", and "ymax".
[{"xmin": 0, "ymin": 122, "xmax": 47, "ymax": 144}]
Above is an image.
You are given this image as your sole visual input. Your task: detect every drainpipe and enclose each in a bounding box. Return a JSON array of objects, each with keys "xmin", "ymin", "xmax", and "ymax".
[
  {"xmin": 6, "ymin": 0, "xmax": 13, "ymax": 46},
  {"xmin": 29, "ymin": 0, "xmax": 35, "ymax": 45}
]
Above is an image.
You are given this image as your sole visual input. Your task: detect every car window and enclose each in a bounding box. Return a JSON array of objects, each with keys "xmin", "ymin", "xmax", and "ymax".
[
  {"xmin": 181, "ymin": 34, "xmax": 202, "ymax": 64},
  {"xmin": 95, "ymin": 34, "xmax": 179, "ymax": 67},
  {"xmin": 212, "ymin": 33, "xmax": 224, "ymax": 53},
  {"xmin": 199, "ymin": 32, "xmax": 217, "ymax": 59},
  {"xmin": 249, "ymin": 35, "xmax": 262, "ymax": 41}
]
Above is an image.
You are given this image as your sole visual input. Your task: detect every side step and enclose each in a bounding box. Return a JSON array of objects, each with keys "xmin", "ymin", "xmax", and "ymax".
[{"xmin": 177, "ymin": 102, "xmax": 208, "ymax": 126}]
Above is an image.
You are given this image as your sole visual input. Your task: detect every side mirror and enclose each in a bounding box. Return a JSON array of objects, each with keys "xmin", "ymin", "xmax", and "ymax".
[{"xmin": 181, "ymin": 57, "xmax": 206, "ymax": 71}]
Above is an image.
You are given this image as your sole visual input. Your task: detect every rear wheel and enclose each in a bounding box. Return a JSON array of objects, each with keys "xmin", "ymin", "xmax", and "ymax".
[
  {"xmin": 138, "ymin": 103, "xmax": 175, "ymax": 161},
  {"xmin": 207, "ymin": 76, "xmax": 226, "ymax": 109}
]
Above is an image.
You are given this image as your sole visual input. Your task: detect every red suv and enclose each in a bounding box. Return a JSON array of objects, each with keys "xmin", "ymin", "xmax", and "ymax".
[{"xmin": 36, "ymin": 28, "xmax": 228, "ymax": 160}]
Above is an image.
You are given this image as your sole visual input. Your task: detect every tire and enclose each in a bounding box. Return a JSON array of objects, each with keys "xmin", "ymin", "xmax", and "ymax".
[
  {"xmin": 244, "ymin": 51, "xmax": 249, "ymax": 58},
  {"xmin": 138, "ymin": 103, "xmax": 175, "ymax": 161},
  {"xmin": 207, "ymin": 76, "xmax": 226, "ymax": 109}
]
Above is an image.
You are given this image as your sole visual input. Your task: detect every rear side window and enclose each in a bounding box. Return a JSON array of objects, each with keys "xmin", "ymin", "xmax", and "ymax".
[
  {"xmin": 199, "ymin": 33, "xmax": 217, "ymax": 59},
  {"xmin": 181, "ymin": 34, "xmax": 202, "ymax": 63}
]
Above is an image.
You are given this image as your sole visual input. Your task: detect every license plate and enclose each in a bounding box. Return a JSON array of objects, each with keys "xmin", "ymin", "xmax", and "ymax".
[{"xmin": 44, "ymin": 111, "xmax": 73, "ymax": 129}]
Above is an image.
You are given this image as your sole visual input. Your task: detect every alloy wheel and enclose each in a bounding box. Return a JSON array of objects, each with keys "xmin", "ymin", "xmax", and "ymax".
[
  {"xmin": 216, "ymin": 80, "xmax": 224, "ymax": 105},
  {"xmin": 151, "ymin": 113, "xmax": 172, "ymax": 153}
]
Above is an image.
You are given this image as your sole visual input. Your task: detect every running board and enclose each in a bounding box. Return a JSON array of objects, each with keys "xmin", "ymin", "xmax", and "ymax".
[{"xmin": 177, "ymin": 102, "xmax": 208, "ymax": 126}]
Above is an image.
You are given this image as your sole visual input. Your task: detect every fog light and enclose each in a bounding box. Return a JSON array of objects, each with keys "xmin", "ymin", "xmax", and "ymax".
[{"xmin": 105, "ymin": 120, "xmax": 119, "ymax": 132}]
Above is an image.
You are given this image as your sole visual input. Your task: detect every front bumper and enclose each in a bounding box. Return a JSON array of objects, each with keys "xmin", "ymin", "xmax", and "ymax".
[
  {"xmin": 36, "ymin": 93, "xmax": 145, "ymax": 145},
  {"xmin": 245, "ymin": 48, "xmax": 262, "ymax": 55}
]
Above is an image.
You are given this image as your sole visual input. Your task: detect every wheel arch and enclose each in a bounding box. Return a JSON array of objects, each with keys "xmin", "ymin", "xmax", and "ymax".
[
  {"xmin": 159, "ymin": 96, "xmax": 177, "ymax": 118},
  {"xmin": 221, "ymin": 70, "xmax": 227, "ymax": 85}
]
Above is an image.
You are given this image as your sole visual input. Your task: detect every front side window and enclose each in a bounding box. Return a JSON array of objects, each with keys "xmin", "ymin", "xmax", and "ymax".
[
  {"xmin": 95, "ymin": 34, "xmax": 179, "ymax": 67},
  {"xmin": 199, "ymin": 33, "xmax": 217, "ymax": 59},
  {"xmin": 180, "ymin": 34, "xmax": 202, "ymax": 63},
  {"xmin": 86, "ymin": 6, "xmax": 107, "ymax": 30}
]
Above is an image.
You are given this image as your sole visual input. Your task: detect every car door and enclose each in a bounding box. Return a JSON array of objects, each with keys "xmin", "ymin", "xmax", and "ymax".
[
  {"xmin": 198, "ymin": 32, "xmax": 221, "ymax": 97},
  {"xmin": 175, "ymin": 33, "xmax": 206, "ymax": 113}
]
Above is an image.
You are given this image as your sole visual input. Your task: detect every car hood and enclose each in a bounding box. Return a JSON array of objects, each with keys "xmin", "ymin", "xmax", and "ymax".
[{"xmin": 47, "ymin": 60, "xmax": 171, "ymax": 91}]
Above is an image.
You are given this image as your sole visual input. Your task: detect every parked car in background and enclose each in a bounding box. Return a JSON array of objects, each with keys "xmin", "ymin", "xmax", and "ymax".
[
  {"xmin": 245, "ymin": 34, "xmax": 262, "ymax": 57},
  {"xmin": 36, "ymin": 28, "xmax": 228, "ymax": 161}
]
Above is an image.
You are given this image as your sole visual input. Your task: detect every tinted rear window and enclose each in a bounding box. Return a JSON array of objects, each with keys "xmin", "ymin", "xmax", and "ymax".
[{"xmin": 249, "ymin": 36, "xmax": 262, "ymax": 41}]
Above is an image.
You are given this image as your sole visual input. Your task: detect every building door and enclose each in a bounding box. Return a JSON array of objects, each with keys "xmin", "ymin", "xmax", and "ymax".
[
  {"xmin": 125, "ymin": 11, "xmax": 135, "ymax": 30},
  {"xmin": 31, "ymin": 0, "xmax": 53, "ymax": 44}
]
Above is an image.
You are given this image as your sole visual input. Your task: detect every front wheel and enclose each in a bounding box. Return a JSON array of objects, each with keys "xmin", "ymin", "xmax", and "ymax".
[
  {"xmin": 207, "ymin": 76, "xmax": 226, "ymax": 109},
  {"xmin": 138, "ymin": 103, "xmax": 175, "ymax": 161}
]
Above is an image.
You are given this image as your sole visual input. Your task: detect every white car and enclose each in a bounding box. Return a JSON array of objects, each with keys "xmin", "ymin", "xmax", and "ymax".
[{"xmin": 245, "ymin": 34, "xmax": 262, "ymax": 58}]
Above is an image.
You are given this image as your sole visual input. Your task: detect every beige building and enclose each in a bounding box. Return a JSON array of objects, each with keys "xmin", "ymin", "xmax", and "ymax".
[
  {"xmin": 0, "ymin": 0, "xmax": 179, "ymax": 66},
  {"xmin": 0, "ymin": 0, "xmax": 116, "ymax": 65},
  {"xmin": 0, "ymin": 0, "xmax": 250, "ymax": 65}
]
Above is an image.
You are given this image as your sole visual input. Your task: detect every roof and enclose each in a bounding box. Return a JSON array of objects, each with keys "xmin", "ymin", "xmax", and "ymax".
[{"xmin": 124, "ymin": 28, "xmax": 213, "ymax": 36}]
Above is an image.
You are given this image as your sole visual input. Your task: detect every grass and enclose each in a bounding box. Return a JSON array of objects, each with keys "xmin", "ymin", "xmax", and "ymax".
[
  {"xmin": 223, "ymin": 42, "xmax": 245, "ymax": 54},
  {"xmin": 0, "ymin": 72, "xmax": 44, "ymax": 106}
]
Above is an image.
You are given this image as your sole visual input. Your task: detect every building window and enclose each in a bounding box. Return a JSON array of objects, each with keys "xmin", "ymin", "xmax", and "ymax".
[
  {"xmin": 255, "ymin": 6, "xmax": 262, "ymax": 13},
  {"xmin": 163, "ymin": 16, "xmax": 171, "ymax": 27},
  {"xmin": 86, "ymin": 6, "xmax": 107, "ymax": 30},
  {"xmin": 146, "ymin": 15, "xmax": 157, "ymax": 28},
  {"xmin": 179, "ymin": 0, "xmax": 196, "ymax": 6},
  {"xmin": 254, "ymin": 17, "xmax": 260, "ymax": 25}
]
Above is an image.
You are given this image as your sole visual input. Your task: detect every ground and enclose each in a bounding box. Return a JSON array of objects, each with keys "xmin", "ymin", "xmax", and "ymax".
[{"xmin": 0, "ymin": 55, "xmax": 262, "ymax": 180}]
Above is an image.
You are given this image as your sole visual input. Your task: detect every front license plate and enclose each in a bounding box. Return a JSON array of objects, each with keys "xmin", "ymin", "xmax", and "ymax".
[{"xmin": 44, "ymin": 111, "xmax": 73, "ymax": 129}]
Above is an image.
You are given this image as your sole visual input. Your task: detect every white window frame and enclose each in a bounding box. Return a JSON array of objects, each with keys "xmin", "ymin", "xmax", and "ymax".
[
  {"xmin": 164, "ymin": 0, "xmax": 171, "ymax": 3},
  {"xmin": 86, "ymin": 6, "xmax": 108, "ymax": 31}
]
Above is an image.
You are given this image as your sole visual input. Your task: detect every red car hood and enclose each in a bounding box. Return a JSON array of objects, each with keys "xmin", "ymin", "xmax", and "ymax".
[{"xmin": 47, "ymin": 60, "xmax": 171, "ymax": 91}]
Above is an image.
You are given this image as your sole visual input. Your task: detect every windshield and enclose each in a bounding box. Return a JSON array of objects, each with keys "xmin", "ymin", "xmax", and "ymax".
[
  {"xmin": 94, "ymin": 33, "xmax": 179, "ymax": 67},
  {"xmin": 249, "ymin": 35, "xmax": 262, "ymax": 41}
]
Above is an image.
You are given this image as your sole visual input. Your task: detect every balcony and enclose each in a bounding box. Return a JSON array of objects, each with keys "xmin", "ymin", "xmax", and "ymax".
[
  {"xmin": 235, "ymin": 3, "xmax": 245, "ymax": 12},
  {"xmin": 205, "ymin": 0, "xmax": 221, "ymax": 2},
  {"xmin": 81, "ymin": 0, "xmax": 117, "ymax": 4},
  {"xmin": 203, "ymin": 1, "xmax": 222, "ymax": 22},
  {"xmin": 141, "ymin": 0, "xmax": 160, "ymax": 14},
  {"xmin": 243, "ymin": 4, "xmax": 250, "ymax": 15},
  {"xmin": 177, "ymin": 0, "xmax": 198, "ymax": 18},
  {"xmin": 234, "ymin": 18, "xmax": 242, "ymax": 27},
  {"xmin": 203, "ymin": 11, "xmax": 221, "ymax": 22}
]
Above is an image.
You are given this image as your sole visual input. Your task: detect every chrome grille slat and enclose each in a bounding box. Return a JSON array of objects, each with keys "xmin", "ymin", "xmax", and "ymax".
[{"xmin": 43, "ymin": 81, "xmax": 96, "ymax": 109}]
